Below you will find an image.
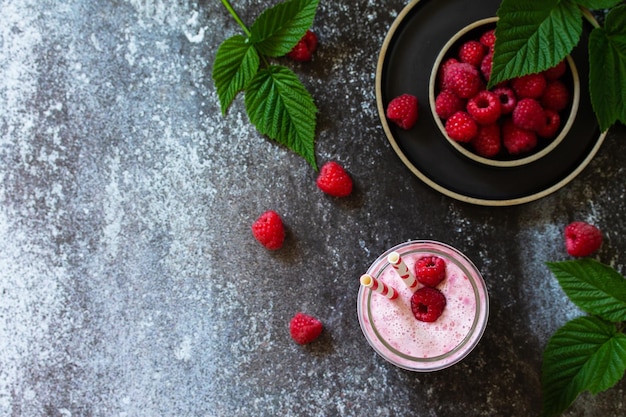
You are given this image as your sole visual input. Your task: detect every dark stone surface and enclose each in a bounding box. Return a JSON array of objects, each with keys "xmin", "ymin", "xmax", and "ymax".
[{"xmin": 1, "ymin": 0, "xmax": 625, "ymax": 416}]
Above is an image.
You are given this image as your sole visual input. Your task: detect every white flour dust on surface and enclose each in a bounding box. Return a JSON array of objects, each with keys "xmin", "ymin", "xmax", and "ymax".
[
  {"xmin": 517, "ymin": 219, "xmax": 583, "ymax": 342},
  {"xmin": 0, "ymin": 0, "xmax": 41, "ymax": 151},
  {"xmin": 126, "ymin": 0, "xmax": 207, "ymax": 43},
  {"xmin": 0, "ymin": 211, "xmax": 65, "ymax": 415},
  {"xmin": 128, "ymin": 0, "xmax": 186, "ymax": 24},
  {"xmin": 0, "ymin": 3, "xmax": 48, "ymax": 412},
  {"xmin": 174, "ymin": 335, "xmax": 193, "ymax": 362},
  {"xmin": 183, "ymin": 10, "xmax": 206, "ymax": 43}
]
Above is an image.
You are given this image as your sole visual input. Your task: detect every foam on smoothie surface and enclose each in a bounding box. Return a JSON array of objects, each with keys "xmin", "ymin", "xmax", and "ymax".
[{"xmin": 368, "ymin": 251, "xmax": 477, "ymax": 359}]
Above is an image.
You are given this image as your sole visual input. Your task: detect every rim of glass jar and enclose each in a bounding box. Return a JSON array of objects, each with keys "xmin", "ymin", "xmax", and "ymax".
[
  {"xmin": 357, "ymin": 240, "xmax": 489, "ymax": 372},
  {"xmin": 428, "ymin": 17, "xmax": 580, "ymax": 168}
]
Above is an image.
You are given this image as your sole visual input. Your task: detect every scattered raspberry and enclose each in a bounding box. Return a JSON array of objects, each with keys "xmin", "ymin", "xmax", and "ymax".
[
  {"xmin": 251, "ymin": 210, "xmax": 285, "ymax": 250},
  {"xmin": 435, "ymin": 90, "xmax": 465, "ymax": 120},
  {"xmin": 467, "ymin": 90, "xmax": 501, "ymax": 125},
  {"xmin": 512, "ymin": 98, "xmax": 545, "ymax": 131},
  {"xmin": 564, "ymin": 221, "xmax": 603, "ymax": 257},
  {"xmin": 411, "ymin": 287, "xmax": 447, "ymax": 322},
  {"xmin": 458, "ymin": 40, "xmax": 486, "ymax": 67},
  {"xmin": 414, "ymin": 256, "xmax": 447, "ymax": 287},
  {"xmin": 472, "ymin": 123, "xmax": 501, "ymax": 157},
  {"xmin": 543, "ymin": 60, "xmax": 567, "ymax": 81},
  {"xmin": 537, "ymin": 109, "xmax": 561, "ymax": 139},
  {"xmin": 289, "ymin": 312, "xmax": 323, "ymax": 344},
  {"xmin": 541, "ymin": 80, "xmax": 570, "ymax": 112},
  {"xmin": 479, "ymin": 29, "xmax": 496, "ymax": 49},
  {"xmin": 511, "ymin": 73, "xmax": 547, "ymax": 99},
  {"xmin": 502, "ymin": 119, "xmax": 537, "ymax": 154},
  {"xmin": 492, "ymin": 87, "xmax": 517, "ymax": 114},
  {"xmin": 480, "ymin": 51, "xmax": 493, "ymax": 81},
  {"xmin": 443, "ymin": 62, "xmax": 484, "ymax": 99},
  {"xmin": 445, "ymin": 111, "xmax": 478, "ymax": 142},
  {"xmin": 316, "ymin": 161, "xmax": 353, "ymax": 197},
  {"xmin": 287, "ymin": 30, "xmax": 318, "ymax": 62},
  {"xmin": 386, "ymin": 94, "xmax": 419, "ymax": 129}
]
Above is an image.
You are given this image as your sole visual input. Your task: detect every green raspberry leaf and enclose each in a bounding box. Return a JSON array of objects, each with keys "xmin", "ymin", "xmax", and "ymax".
[
  {"xmin": 212, "ymin": 35, "xmax": 260, "ymax": 115},
  {"xmin": 245, "ymin": 65, "xmax": 317, "ymax": 169},
  {"xmin": 489, "ymin": 0, "xmax": 582, "ymax": 88},
  {"xmin": 575, "ymin": 0, "xmax": 623, "ymax": 9},
  {"xmin": 541, "ymin": 316, "xmax": 626, "ymax": 417},
  {"xmin": 250, "ymin": 0, "xmax": 319, "ymax": 57},
  {"xmin": 588, "ymin": 4, "xmax": 626, "ymax": 132},
  {"xmin": 546, "ymin": 259, "xmax": 626, "ymax": 322}
]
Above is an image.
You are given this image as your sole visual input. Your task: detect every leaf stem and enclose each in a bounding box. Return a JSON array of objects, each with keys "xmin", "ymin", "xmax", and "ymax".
[
  {"xmin": 580, "ymin": 6, "xmax": 601, "ymax": 29},
  {"xmin": 221, "ymin": 0, "xmax": 251, "ymax": 37}
]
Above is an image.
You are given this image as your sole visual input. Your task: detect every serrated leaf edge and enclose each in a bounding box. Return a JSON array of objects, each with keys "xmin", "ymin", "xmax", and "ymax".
[
  {"xmin": 541, "ymin": 316, "xmax": 625, "ymax": 417},
  {"xmin": 546, "ymin": 260, "xmax": 626, "ymax": 322},
  {"xmin": 212, "ymin": 35, "xmax": 260, "ymax": 114},
  {"xmin": 250, "ymin": 0, "xmax": 319, "ymax": 57},
  {"xmin": 490, "ymin": 0, "xmax": 583, "ymax": 87},
  {"xmin": 244, "ymin": 66, "xmax": 317, "ymax": 169}
]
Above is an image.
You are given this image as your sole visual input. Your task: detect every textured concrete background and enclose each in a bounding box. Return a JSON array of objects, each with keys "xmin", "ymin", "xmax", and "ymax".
[{"xmin": 1, "ymin": 0, "xmax": 625, "ymax": 416}]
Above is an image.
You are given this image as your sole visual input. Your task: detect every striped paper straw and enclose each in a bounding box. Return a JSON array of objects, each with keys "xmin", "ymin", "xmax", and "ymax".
[
  {"xmin": 387, "ymin": 251, "xmax": 418, "ymax": 290},
  {"xmin": 360, "ymin": 274, "xmax": 399, "ymax": 299}
]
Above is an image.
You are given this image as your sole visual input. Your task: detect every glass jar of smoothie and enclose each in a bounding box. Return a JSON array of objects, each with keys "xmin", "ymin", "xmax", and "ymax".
[{"xmin": 357, "ymin": 240, "xmax": 489, "ymax": 371}]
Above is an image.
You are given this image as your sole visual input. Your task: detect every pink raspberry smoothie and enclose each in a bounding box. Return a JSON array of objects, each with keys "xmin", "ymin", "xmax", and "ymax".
[{"xmin": 357, "ymin": 240, "xmax": 489, "ymax": 371}]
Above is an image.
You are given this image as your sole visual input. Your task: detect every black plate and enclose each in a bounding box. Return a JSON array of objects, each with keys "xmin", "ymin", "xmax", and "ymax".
[{"xmin": 375, "ymin": 0, "xmax": 606, "ymax": 206}]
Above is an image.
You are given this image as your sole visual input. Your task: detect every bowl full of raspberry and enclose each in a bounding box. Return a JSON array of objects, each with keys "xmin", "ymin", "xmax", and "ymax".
[{"xmin": 429, "ymin": 17, "xmax": 580, "ymax": 168}]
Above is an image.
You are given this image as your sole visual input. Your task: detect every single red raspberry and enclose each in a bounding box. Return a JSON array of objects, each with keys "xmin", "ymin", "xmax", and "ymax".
[
  {"xmin": 316, "ymin": 161, "xmax": 353, "ymax": 197},
  {"xmin": 438, "ymin": 58, "xmax": 459, "ymax": 90},
  {"xmin": 480, "ymin": 29, "xmax": 496, "ymax": 49},
  {"xmin": 445, "ymin": 111, "xmax": 478, "ymax": 142},
  {"xmin": 537, "ymin": 109, "xmax": 561, "ymax": 139},
  {"xmin": 512, "ymin": 98, "xmax": 545, "ymax": 131},
  {"xmin": 467, "ymin": 90, "xmax": 501, "ymax": 125},
  {"xmin": 289, "ymin": 312, "xmax": 323, "ymax": 344},
  {"xmin": 502, "ymin": 119, "xmax": 537, "ymax": 154},
  {"xmin": 492, "ymin": 87, "xmax": 517, "ymax": 115},
  {"xmin": 251, "ymin": 210, "xmax": 285, "ymax": 250},
  {"xmin": 458, "ymin": 40, "xmax": 486, "ymax": 67},
  {"xmin": 543, "ymin": 60, "xmax": 567, "ymax": 81},
  {"xmin": 411, "ymin": 287, "xmax": 447, "ymax": 322},
  {"xmin": 386, "ymin": 94, "xmax": 419, "ymax": 129},
  {"xmin": 564, "ymin": 221, "xmax": 603, "ymax": 257},
  {"xmin": 287, "ymin": 30, "xmax": 318, "ymax": 62},
  {"xmin": 511, "ymin": 73, "xmax": 547, "ymax": 99},
  {"xmin": 443, "ymin": 62, "xmax": 484, "ymax": 99},
  {"xmin": 541, "ymin": 80, "xmax": 570, "ymax": 112},
  {"xmin": 471, "ymin": 123, "xmax": 501, "ymax": 157},
  {"xmin": 435, "ymin": 90, "xmax": 465, "ymax": 120},
  {"xmin": 414, "ymin": 256, "xmax": 447, "ymax": 287},
  {"xmin": 480, "ymin": 51, "xmax": 493, "ymax": 81}
]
